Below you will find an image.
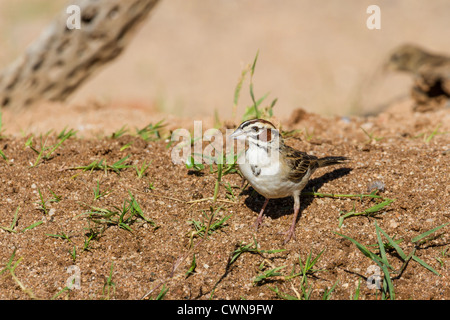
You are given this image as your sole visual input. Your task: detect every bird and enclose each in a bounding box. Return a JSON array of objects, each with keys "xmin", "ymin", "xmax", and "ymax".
[
  {"xmin": 384, "ymin": 44, "xmax": 450, "ymax": 112},
  {"xmin": 229, "ymin": 118, "xmax": 348, "ymax": 243}
]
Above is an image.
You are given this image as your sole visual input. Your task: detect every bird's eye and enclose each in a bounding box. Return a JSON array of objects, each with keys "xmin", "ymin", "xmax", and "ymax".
[{"xmin": 251, "ymin": 126, "xmax": 259, "ymax": 132}]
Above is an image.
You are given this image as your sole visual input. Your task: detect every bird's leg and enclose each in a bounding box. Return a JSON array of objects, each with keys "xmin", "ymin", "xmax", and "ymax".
[
  {"xmin": 283, "ymin": 192, "xmax": 301, "ymax": 244},
  {"xmin": 254, "ymin": 198, "xmax": 269, "ymax": 231}
]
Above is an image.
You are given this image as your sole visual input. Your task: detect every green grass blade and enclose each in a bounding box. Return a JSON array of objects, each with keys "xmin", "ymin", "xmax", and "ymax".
[
  {"xmin": 411, "ymin": 223, "xmax": 449, "ymax": 244},
  {"xmin": 22, "ymin": 221, "xmax": 43, "ymax": 232},
  {"xmin": 253, "ymin": 265, "xmax": 286, "ymax": 285},
  {"xmin": 339, "ymin": 199, "xmax": 394, "ymax": 227},
  {"xmin": 251, "ymin": 50, "xmax": 259, "ymax": 76},
  {"xmin": 233, "ymin": 68, "xmax": 249, "ymax": 106},
  {"xmin": 268, "ymin": 286, "xmax": 298, "ymax": 300},
  {"xmin": 374, "ymin": 222, "xmax": 393, "ymax": 270},
  {"xmin": 334, "ymin": 232, "xmax": 383, "ymax": 264},
  {"xmin": 10, "ymin": 206, "xmax": 20, "ymax": 230},
  {"xmin": 380, "ymin": 263, "xmax": 395, "ymax": 300},
  {"xmin": 155, "ymin": 284, "xmax": 168, "ymax": 300},
  {"xmin": 185, "ymin": 253, "xmax": 197, "ymax": 277},
  {"xmin": 377, "ymin": 226, "xmax": 407, "ymax": 260},
  {"xmin": 0, "ymin": 149, "xmax": 7, "ymax": 161},
  {"xmin": 412, "ymin": 255, "xmax": 440, "ymax": 276},
  {"xmin": 351, "ymin": 280, "xmax": 361, "ymax": 300},
  {"xmin": 322, "ymin": 280, "xmax": 339, "ymax": 300}
]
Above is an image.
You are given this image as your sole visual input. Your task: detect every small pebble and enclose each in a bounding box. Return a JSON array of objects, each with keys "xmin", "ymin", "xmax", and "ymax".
[{"xmin": 389, "ymin": 219, "xmax": 398, "ymax": 229}]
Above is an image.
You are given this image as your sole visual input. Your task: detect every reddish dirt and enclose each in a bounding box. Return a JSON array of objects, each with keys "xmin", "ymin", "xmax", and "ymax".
[{"xmin": 0, "ymin": 99, "xmax": 449, "ymax": 300}]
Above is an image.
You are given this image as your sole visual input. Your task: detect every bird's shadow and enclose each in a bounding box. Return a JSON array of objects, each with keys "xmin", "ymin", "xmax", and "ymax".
[{"xmin": 243, "ymin": 167, "xmax": 353, "ymax": 221}]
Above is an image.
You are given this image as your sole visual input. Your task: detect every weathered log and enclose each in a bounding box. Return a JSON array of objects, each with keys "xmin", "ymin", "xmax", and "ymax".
[
  {"xmin": 385, "ymin": 44, "xmax": 450, "ymax": 112},
  {"xmin": 0, "ymin": 0, "xmax": 160, "ymax": 109}
]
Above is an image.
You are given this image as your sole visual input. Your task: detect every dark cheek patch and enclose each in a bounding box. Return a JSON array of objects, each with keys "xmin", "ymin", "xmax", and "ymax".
[{"xmin": 258, "ymin": 129, "xmax": 272, "ymax": 142}]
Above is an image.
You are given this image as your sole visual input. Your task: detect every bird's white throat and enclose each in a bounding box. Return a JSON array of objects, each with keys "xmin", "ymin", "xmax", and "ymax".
[{"xmin": 243, "ymin": 140, "xmax": 280, "ymax": 175}]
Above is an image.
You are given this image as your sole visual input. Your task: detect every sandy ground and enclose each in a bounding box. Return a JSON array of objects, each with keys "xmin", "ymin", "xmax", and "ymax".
[{"xmin": 0, "ymin": 101, "xmax": 449, "ymax": 300}]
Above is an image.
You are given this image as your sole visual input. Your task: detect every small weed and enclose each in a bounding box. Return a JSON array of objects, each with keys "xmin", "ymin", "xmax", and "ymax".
[
  {"xmin": 368, "ymin": 235, "xmax": 404, "ymax": 251},
  {"xmin": 49, "ymin": 189, "xmax": 62, "ymax": 203},
  {"xmin": 26, "ymin": 129, "xmax": 76, "ymax": 167},
  {"xmin": 413, "ymin": 123, "xmax": 447, "ymax": 143},
  {"xmin": 82, "ymin": 234, "xmax": 95, "ymax": 251},
  {"xmin": 142, "ymin": 203, "xmax": 219, "ymax": 300},
  {"xmin": 0, "ymin": 250, "xmax": 37, "ymax": 299},
  {"xmin": 335, "ymin": 221, "xmax": 448, "ymax": 300},
  {"xmin": 93, "ymin": 180, "xmax": 110, "ymax": 201},
  {"xmin": 435, "ymin": 247, "xmax": 449, "ymax": 267},
  {"xmin": 147, "ymin": 181, "xmax": 155, "ymax": 191},
  {"xmin": 135, "ymin": 160, "xmax": 151, "ymax": 179},
  {"xmin": 299, "ymin": 190, "xmax": 395, "ymax": 227},
  {"xmin": 350, "ymin": 279, "xmax": 361, "ymax": 300},
  {"xmin": 213, "ymin": 109, "xmax": 222, "ymax": 129},
  {"xmin": 411, "ymin": 222, "xmax": 449, "ymax": 246},
  {"xmin": 65, "ymin": 155, "xmax": 132, "ymax": 175},
  {"xmin": 361, "ymin": 127, "xmax": 384, "ymax": 143},
  {"xmin": 83, "ymin": 191, "xmax": 157, "ymax": 231},
  {"xmin": 322, "ymin": 280, "xmax": 339, "ymax": 300},
  {"xmin": 21, "ymin": 220, "xmax": 43, "ymax": 232},
  {"xmin": 281, "ymin": 128, "xmax": 303, "ymax": 140},
  {"xmin": 303, "ymin": 128, "xmax": 316, "ymax": 142},
  {"xmin": 185, "ymin": 155, "xmax": 205, "ymax": 172},
  {"xmin": 82, "ymin": 222, "xmax": 103, "ymax": 251},
  {"xmin": 269, "ymin": 285, "xmax": 301, "ymax": 300},
  {"xmin": 69, "ymin": 246, "xmax": 77, "ymax": 263},
  {"xmin": 286, "ymin": 249, "xmax": 326, "ymax": 280},
  {"xmin": 200, "ymin": 151, "xmax": 241, "ymax": 203},
  {"xmin": 338, "ymin": 197, "xmax": 394, "ymax": 227},
  {"xmin": 188, "ymin": 206, "xmax": 230, "ymax": 238},
  {"xmin": 35, "ymin": 188, "xmax": 61, "ymax": 215},
  {"xmin": 0, "ymin": 206, "xmax": 20, "ymax": 233},
  {"xmin": 82, "ymin": 232, "xmax": 97, "ymax": 251},
  {"xmin": 46, "ymin": 231, "xmax": 72, "ymax": 242},
  {"xmin": 57, "ymin": 127, "xmax": 77, "ymax": 140},
  {"xmin": 253, "ymin": 265, "xmax": 287, "ymax": 285},
  {"xmin": 234, "ymin": 50, "xmax": 277, "ymax": 121},
  {"xmin": 229, "ymin": 237, "xmax": 285, "ymax": 266},
  {"xmin": 120, "ymin": 142, "xmax": 133, "ymax": 151},
  {"xmin": 51, "ymin": 285, "xmax": 72, "ymax": 300},
  {"xmin": 136, "ymin": 120, "xmax": 166, "ymax": 141},
  {"xmin": 268, "ymin": 249, "xmax": 331, "ymax": 300},
  {"xmin": 110, "ymin": 125, "xmax": 129, "ymax": 139},
  {"xmin": 102, "ymin": 262, "xmax": 116, "ymax": 300},
  {"xmin": 185, "ymin": 253, "xmax": 197, "ymax": 278},
  {"xmin": 0, "ymin": 148, "xmax": 7, "ymax": 161},
  {"xmin": 224, "ymin": 182, "xmax": 239, "ymax": 202},
  {"xmin": 150, "ymin": 284, "xmax": 168, "ymax": 300}
]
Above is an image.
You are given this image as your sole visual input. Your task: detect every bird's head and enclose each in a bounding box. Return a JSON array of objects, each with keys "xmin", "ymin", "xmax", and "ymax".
[{"xmin": 229, "ymin": 119, "xmax": 281, "ymax": 148}]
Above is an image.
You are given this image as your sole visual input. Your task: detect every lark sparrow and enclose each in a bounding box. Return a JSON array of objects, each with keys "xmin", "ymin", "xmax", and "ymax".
[{"xmin": 229, "ymin": 119, "xmax": 348, "ymax": 243}]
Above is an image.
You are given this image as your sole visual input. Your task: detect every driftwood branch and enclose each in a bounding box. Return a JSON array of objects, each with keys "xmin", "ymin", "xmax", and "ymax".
[{"xmin": 0, "ymin": 0, "xmax": 160, "ymax": 109}]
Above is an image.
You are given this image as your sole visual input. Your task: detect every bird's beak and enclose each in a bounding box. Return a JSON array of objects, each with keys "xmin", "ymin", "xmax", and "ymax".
[{"xmin": 229, "ymin": 128, "xmax": 246, "ymax": 141}]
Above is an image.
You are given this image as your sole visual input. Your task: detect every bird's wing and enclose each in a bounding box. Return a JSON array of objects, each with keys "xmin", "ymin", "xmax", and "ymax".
[{"xmin": 281, "ymin": 144, "xmax": 318, "ymax": 182}]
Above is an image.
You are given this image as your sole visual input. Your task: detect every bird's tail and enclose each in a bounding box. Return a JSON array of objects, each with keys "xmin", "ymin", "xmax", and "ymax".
[{"xmin": 317, "ymin": 156, "xmax": 349, "ymax": 168}]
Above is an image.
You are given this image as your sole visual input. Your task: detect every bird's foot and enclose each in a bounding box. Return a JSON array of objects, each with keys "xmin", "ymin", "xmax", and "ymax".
[
  {"xmin": 253, "ymin": 215, "xmax": 265, "ymax": 231},
  {"xmin": 280, "ymin": 226, "xmax": 296, "ymax": 244}
]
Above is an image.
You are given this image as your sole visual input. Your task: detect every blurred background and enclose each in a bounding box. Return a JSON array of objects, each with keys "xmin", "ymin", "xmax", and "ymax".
[{"xmin": 1, "ymin": 0, "xmax": 450, "ymax": 134}]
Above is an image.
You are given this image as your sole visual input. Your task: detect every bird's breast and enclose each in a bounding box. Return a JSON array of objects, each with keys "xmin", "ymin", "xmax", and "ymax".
[{"xmin": 239, "ymin": 161, "xmax": 299, "ymax": 199}]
